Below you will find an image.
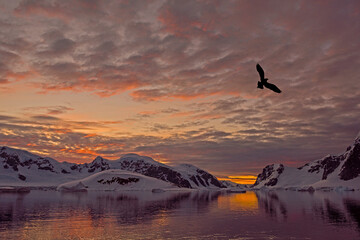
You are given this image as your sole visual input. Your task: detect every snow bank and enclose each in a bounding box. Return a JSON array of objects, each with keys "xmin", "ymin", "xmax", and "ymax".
[{"xmin": 57, "ymin": 169, "xmax": 179, "ymax": 191}]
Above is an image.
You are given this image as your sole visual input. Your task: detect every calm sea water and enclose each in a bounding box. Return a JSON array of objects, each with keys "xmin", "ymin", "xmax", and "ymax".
[{"xmin": 1, "ymin": 190, "xmax": 360, "ymax": 240}]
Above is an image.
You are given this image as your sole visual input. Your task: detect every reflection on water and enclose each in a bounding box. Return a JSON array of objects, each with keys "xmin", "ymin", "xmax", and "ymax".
[
  {"xmin": 1, "ymin": 190, "xmax": 360, "ymax": 239},
  {"xmin": 256, "ymin": 191, "xmax": 288, "ymax": 221}
]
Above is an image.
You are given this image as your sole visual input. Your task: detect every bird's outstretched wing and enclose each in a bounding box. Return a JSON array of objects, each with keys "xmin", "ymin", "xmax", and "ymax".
[
  {"xmin": 256, "ymin": 64, "xmax": 265, "ymax": 80},
  {"xmin": 264, "ymin": 82, "xmax": 281, "ymax": 93}
]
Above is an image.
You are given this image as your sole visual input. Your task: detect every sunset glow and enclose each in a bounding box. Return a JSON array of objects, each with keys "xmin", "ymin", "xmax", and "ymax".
[{"xmin": 1, "ymin": 0, "xmax": 359, "ymax": 181}]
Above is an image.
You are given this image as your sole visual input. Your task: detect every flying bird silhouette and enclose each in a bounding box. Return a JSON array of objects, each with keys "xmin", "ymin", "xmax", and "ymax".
[{"xmin": 256, "ymin": 64, "xmax": 281, "ymax": 93}]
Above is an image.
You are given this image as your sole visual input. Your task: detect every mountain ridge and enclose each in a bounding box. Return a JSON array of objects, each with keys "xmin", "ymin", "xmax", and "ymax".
[
  {"xmin": 0, "ymin": 146, "xmax": 224, "ymax": 189},
  {"xmin": 253, "ymin": 134, "xmax": 360, "ymax": 190}
]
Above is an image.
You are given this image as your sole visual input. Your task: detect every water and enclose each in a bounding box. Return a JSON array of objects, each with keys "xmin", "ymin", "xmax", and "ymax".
[{"xmin": 1, "ymin": 190, "xmax": 360, "ymax": 240}]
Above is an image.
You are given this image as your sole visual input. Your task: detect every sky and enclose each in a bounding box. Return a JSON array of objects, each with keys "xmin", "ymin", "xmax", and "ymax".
[{"xmin": 0, "ymin": 0, "xmax": 359, "ymax": 184}]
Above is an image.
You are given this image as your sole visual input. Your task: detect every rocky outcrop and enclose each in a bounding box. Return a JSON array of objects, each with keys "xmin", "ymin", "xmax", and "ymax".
[
  {"xmin": 88, "ymin": 156, "xmax": 110, "ymax": 173},
  {"xmin": 339, "ymin": 140, "xmax": 360, "ymax": 180},
  {"xmin": 116, "ymin": 157, "xmax": 192, "ymax": 188},
  {"xmin": 252, "ymin": 134, "xmax": 360, "ymax": 189},
  {"xmin": 253, "ymin": 164, "xmax": 284, "ymax": 187}
]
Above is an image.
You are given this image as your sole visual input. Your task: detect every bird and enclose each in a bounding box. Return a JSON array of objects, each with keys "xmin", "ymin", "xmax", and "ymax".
[{"xmin": 256, "ymin": 63, "xmax": 281, "ymax": 93}]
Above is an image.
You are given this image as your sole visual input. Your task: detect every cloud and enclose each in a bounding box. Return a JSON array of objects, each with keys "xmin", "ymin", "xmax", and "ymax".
[
  {"xmin": 14, "ymin": 0, "xmax": 106, "ymax": 22},
  {"xmin": 150, "ymin": 123, "xmax": 173, "ymax": 132},
  {"xmin": 23, "ymin": 105, "xmax": 74, "ymax": 115},
  {"xmin": 0, "ymin": 78, "xmax": 9, "ymax": 84},
  {"xmin": 0, "ymin": 0, "xmax": 359, "ymax": 176},
  {"xmin": 37, "ymin": 38, "xmax": 76, "ymax": 57},
  {"xmin": 0, "ymin": 0, "xmax": 357, "ymax": 101},
  {"xmin": 0, "ymin": 109, "xmax": 359, "ymax": 176},
  {"xmin": 30, "ymin": 115, "xmax": 61, "ymax": 122}
]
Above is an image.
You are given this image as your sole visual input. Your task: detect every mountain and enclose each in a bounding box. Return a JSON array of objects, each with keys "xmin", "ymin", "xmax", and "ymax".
[
  {"xmin": 173, "ymin": 163, "xmax": 225, "ymax": 189},
  {"xmin": 57, "ymin": 169, "xmax": 179, "ymax": 191},
  {"xmin": 219, "ymin": 180, "xmax": 248, "ymax": 193},
  {"xmin": 220, "ymin": 180, "xmax": 249, "ymax": 189},
  {"xmin": 0, "ymin": 146, "xmax": 225, "ymax": 189},
  {"xmin": 0, "ymin": 146, "xmax": 85, "ymax": 185},
  {"xmin": 252, "ymin": 134, "xmax": 360, "ymax": 190}
]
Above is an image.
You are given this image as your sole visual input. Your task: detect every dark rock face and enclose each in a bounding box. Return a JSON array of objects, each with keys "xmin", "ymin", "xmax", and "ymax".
[
  {"xmin": 321, "ymin": 156, "xmax": 342, "ymax": 180},
  {"xmin": 115, "ymin": 158, "xmax": 224, "ymax": 189},
  {"xmin": 34, "ymin": 158, "xmax": 56, "ymax": 172},
  {"xmin": 195, "ymin": 169, "xmax": 224, "ymax": 188},
  {"xmin": 118, "ymin": 160, "xmax": 192, "ymax": 188},
  {"xmin": 254, "ymin": 136, "xmax": 360, "ymax": 188},
  {"xmin": 340, "ymin": 144, "xmax": 360, "ymax": 180},
  {"xmin": 88, "ymin": 157, "xmax": 110, "ymax": 173},
  {"xmin": 0, "ymin": 151, "xmax": 21, "ymax": 171},
  {"xmin": 265, "ymin": 178, "xmax": 278, "ymax": 186},
  {"xmin": 70, "ymin": 165, "xmax": 78, "ymax": 171},
  {"xmin": 253, "ymin": 164, "xmax": 284, "ymax": 187},
  {"xmin": 308, "ymin": 163, "xmax": 321, "ymax": 174},
  {"xmin": 306, "ymin": 138, "xmax": 360, "ymax": 181},
  {"xmin": 1, "ymin": 148, "xmax": 57, "ymax": 174},
  {"xmin": 97, "ymin": 177, "xmax": 139, "ymax": 185},
  {"xmin": 196, "ymin": 176, "xmax": 206, "ymax": 187},
  {"xmin": 190, "ymin": 176, "xmax": 199, "ymax": 186},
  {"xmin": 306, "ymin": 155, "xmax": 344, "ymax": 180},
  {"xmin": 308, "ymin": 155, "xmax": 342, "ymax": 180},
  {"xmin": 253, "ymin": 165, "xmax": 275, "ymax": 186},
  {"xmin": 18, "ymin": 174, "xmax": 26, "ymax": 181},
  {"xmin": 38, "ymin": 165, "xmax": 54, "ymax": 171}
]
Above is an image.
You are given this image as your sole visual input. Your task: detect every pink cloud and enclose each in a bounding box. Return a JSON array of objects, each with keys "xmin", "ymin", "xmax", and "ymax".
[{"xmin": 14, "ymin": 0, "xmax": 70, "ymax": 22}]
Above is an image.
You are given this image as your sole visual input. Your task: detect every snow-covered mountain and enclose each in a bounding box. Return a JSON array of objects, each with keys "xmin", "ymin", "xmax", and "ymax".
[
  {"xmin": 219, "ymin": 180, "xmax": 248, "ymax": 192},
  {"xmin": 0, "ymin": 146, "xmax": 86, "ymax": 185},
  {"xmin": 252, "ymin": 134, "xmax": 360, "ymax": 190},
  {"xmin": 173, "ymin": 163, "xmax": 224, "ymax": 188},
  {"xmin": 0, "ymin": 146, "xmax": 225, "ymax": 189},
  {"xmin": 57, "ymin": 169, "xmax": 179, "ymax": 191},
  {"xmin": 220, "ymin": 180, "xmax": 248, "ymax": 189}
]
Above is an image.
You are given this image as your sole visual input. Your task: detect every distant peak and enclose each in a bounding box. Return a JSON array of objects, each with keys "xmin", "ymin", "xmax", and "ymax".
[
  {"xmin": 176, "ymin": 163, "xmax": 198, "ymax": 170},
  {"xmin": 0, "ymin": 145, "xmax": 33, "ymax": 156},
  {"xmin": 122, "ymin": 153, "xmax": 140, "ymax": 158},
  {"xmin": 1, "ymin": 146, "xmax": 12, "ymax": 151},
  {"xmin": 119, "ymin": 153, "xmax": 158, "ymax": 163},
  {"xmin": 356, "ymin": 130, "xmax": 360, "ymax": 141},
  {"xmin": 94, "ymin": 156, "xmax": 104, "ymax": 161}
]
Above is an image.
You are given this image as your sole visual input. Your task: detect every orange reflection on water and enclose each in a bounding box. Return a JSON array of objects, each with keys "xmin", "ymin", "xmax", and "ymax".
[
  {"xmin": 18, "ymin": 211, "xmax": 118, "ymax": 240},
  {"xmin": 217, "ymin": 192, "xmax": 259, "ymax": 212}
]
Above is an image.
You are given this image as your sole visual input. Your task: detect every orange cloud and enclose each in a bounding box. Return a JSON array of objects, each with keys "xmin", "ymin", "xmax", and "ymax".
[
  {"xmin": 4, "ymin": 69, "xmax": 37, "ymax": 83},
  {"xmin": 26, "ymin": 143, "xmax": 38, "ymax": 147},
  {"xmin": 138, "ymin": 111, "xmax": 157, "ymax": 115},
  {"xmin": 192, "ymin": 113, "xmax": 224, "ymax": 120},
  {"xmin": 60, "ymin": 148, "xmax": 99, "ymax": 156},
  {"xmin": 53, "ymin": 129, "xmax": 72, "ymax": 134},
  {"xmin": 170, "ymin": 111, "xmax": 196, "ymax": 118},
  {"xmin": 101, "ymin": 121, "xmax": 123, "ymax": 125},
  {"xmin": 14, "ymin": 1, "xmax": 70, "ymax": 22},
  {"xmin": 131, "ymin": 89, "xmax": 237, "ymax": 102},
  {"xmin": 84, "ymin": 134, "xmax": 97, "ymax": 138}
]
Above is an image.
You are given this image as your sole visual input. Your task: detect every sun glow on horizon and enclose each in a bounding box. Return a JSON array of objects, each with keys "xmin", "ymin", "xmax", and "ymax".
[
  {"xmin": 217, "ymin": 191, "xmax": 259, "ymax": 211},
  {"xmin": 218, "ymin": 175, "xmax": 257, "ymax": 185}
]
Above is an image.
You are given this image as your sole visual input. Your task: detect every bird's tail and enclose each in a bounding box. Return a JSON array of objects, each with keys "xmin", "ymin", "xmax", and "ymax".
[{"xmin": 257, "ymin": 81, "xmax": 263, "ymax": 89}]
